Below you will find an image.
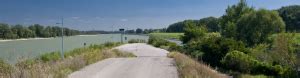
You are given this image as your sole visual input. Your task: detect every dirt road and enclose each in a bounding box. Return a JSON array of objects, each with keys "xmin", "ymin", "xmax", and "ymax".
[{"xmin": 68, "ymin": 43, "xmax": 178, "ymax": 78}]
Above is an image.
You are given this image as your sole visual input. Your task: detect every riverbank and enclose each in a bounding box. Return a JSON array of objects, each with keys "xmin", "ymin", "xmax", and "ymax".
[
  {"xmin": 0, "ymin": 42, "xmax": 135, "ymax": 78},
  {"xmin": 0, "ymin": 35, "xmax": 100, "ymax": 42},
  {"xmin": 0, "ymin": 38, "xmax": 52, "ymax": 42}
]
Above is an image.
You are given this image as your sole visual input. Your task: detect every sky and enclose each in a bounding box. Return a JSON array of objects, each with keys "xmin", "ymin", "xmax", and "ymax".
[{"xmin": 0, "ymin": 0, "xmax": 299, "ymax": 31}]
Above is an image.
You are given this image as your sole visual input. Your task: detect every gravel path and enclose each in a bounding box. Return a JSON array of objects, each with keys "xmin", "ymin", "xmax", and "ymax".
[{"xmin": 68, "ymin": 43, "xmax": 178, "ymax": 78}]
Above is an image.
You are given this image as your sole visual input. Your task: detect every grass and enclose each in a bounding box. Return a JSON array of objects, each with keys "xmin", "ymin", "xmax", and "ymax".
[
  {"xmin": 295, "ymin": 33, "xmax": 300, "ymax": 44},
  {"xmin": 168, "ymin": 52, "xmax": 228, "ymax": 78},
  {"xmin": 0, "ymin": 42, "xmax": 135, "ymax": 78},
  {"xmin": 236, "ymin": 74, "xmax": 270, "ymax": 78},
  {"xmin": 128, "ymin": 39, "xmax": 146, "ymax": 43},
  {"xmin": 149, "ymin": 33, "xmax": 184, "ymax": 40}
]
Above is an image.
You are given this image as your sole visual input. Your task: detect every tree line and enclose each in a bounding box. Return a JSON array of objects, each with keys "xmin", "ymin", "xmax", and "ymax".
[
  {"xmin": 0, "ymin": 23, "xmax": 80, "ymax": 39},
  {"xmin": 125, "ymin": 28, "xmax": 167, "ymax": 34},
  {"xmin": 166, "ymin": 0, "xmax": 298, "ymax": 77},
  {"xmin": 166, "ymin": 5, "xmax": 300, "ymax": 33}
]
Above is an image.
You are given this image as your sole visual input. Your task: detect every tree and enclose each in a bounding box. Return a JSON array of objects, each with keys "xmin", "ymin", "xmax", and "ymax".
[
  {"xmin": 135, "ymin": 28, "xmax": 143, "ymax": 34},
  {"xmin": 0, "ymin": 23, "xmax": 10, "ymax": 38},
  {"xmin": 278, "ymin": 5, "xmax": 300, "ymax": 32},
  {"xmin": 195, "ymin": 17, "xmax": 219, "ymax": 32},
  {"xmin": 0, "ymin": 23, "xmax": 79, "ymax": 39},
  {"xmin": 166, "ymin": 17, "xmax": 219, "ymax": 33},
  {"xmin": 166, "ymin": 21, "xmax": 185, "ymax": 32},
  {"xmin": 181, "ymin": 20, "xmax": 207, "ymax": 43},
  {"xmin": 11, "ymin": 24, "xmax": 27, "ymax": 38},
  {"xmin": 219, "ymin": 0, "xmax": 254, "ymax": 38},
  {"xmin": 236, "ymin": 9, "xmax": 285, "ymax": 46},
  {"xmin": 271, "ymin": 33, "xmax": 296, "ymax": 67},
  {"xmin": 23, "ymin": 28, "xmax": 35, "ymax": 38},
  {"xmin": 125, "ymin": 30, "xmax": 135, "ymax": 34}
]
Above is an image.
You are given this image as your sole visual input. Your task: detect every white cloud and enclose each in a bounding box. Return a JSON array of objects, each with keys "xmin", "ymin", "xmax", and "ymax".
[
  {"xmin": 120, "ymin": 19, "xmax": 128, "ymax": 22},
  {"xmin": 71, "ymin": 17, "xmax": 80, "ymax": 19},
  {"xmin": 95, "ymin": 17, "xmax": 102, "ymax": 19}
]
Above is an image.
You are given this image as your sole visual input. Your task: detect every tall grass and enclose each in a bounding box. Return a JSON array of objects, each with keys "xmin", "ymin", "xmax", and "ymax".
[
  {"xmin": 149, "ymin": 33, "xmax": 184, "ymax": 40},
  {"xmin": 0, "ymin": 42, "xmax": 135, "ymax": 78},
  {"xmin": 168, "ymin": 52, "xmax": 229, "ymax": 78}
]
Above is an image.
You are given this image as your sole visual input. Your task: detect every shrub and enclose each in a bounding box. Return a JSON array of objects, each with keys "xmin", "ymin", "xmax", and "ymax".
[
  {"xmin": 148, "ymin": 35, "xmax": 182, "ymax": 51},
  {"xmin": 168, "ymin": 52, "xmax": 228, "ymax": 78},
  {"xmin": 221, "ymin": 50, "xmax": 287, "ymax": 76},
  {"xmin": 184, "ymin": 35, "xmax": 248, "ymax": 67},
  {"xmin": 221, "ymin": 50, "xmax": 255, "ymax": 73},
  {"xmin": 0, "ymin": 59, "xmax": 12, "ymax": 77},
  {"xmin": 128, "ymin": 39, "xmax": 146, "ymax": 43},
  {"xmin": 40, "ymin": 52, "xmax": 61, "ymax": 62}
]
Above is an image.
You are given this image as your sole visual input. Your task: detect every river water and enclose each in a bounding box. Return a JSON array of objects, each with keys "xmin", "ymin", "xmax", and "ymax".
[{"xmin": 0, "ymin": 34, "xmax": 148, "ymax": 64}]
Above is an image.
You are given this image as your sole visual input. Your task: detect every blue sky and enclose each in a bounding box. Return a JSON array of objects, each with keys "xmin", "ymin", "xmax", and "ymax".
[{"xmin": 0, "ymin": 0, "xmax": 299, "ymax": 31}]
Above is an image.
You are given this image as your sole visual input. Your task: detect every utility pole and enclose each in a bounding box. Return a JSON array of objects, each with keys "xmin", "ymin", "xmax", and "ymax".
[{"xmin": 56, "ymin": 18, "xmax": 64, "ymax": 59}]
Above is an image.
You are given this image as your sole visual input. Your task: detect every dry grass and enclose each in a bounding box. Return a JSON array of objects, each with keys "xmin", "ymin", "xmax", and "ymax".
[
  {"xmin": 0, "ymin": 45, "xmax": 135, "ymax": 78},
  {"xmin": 168, "ymin": 52, "xmax": 229, "ymax": 78}
]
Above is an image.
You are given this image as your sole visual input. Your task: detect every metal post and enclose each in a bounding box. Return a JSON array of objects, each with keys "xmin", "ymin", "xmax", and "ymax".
[
  {"xmin": 56, "ymin": 18, "xmax": 64, "ymax": 59},
  {"xmin": 119, "ymin": 28, "xmax": 125, "ymax": 43},
  {"xmin": 61, "ymin": 18, "xmax": 64, "ymax": 59}
]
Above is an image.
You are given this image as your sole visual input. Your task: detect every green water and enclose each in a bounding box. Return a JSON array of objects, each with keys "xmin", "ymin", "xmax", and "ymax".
[{"xmin": 0, "ymin": 34, "xmax": 148, "ymax": 64}]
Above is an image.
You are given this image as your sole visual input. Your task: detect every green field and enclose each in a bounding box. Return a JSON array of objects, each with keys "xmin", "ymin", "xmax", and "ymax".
[{"xmin": 149, "ymin": 33, "xmax": 184, "ymax": 40}]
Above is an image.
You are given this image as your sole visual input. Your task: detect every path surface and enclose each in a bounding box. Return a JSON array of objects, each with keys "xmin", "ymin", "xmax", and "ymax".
[{"xmin": 68, "ymin": 43, "xmax": 178, "ymax": 78}]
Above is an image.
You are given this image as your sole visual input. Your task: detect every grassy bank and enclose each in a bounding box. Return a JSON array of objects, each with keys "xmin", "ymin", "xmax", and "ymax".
[
  {"xmin": 0, "ymin": 42, "xmax": 135, "ymax": 78},
  {"xmin": 168, "ymin": 52, "xmax": 228, "ymax": 78},
  {"xmin": 148, "ymin": 33, "xmax": 228, "ymax": 78},
  {"xmin": 149, "ymin": 33, "xmax": 183, "ymax": 40}
]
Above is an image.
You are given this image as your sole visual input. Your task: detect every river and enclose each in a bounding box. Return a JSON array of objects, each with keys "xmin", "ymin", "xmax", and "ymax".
[{"xmin": 0, "ymin": 34, "xmax": 148, "ymax": 64}]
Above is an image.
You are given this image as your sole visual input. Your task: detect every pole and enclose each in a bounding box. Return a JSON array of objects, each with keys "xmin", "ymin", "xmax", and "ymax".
[
  {"xmin": 61, "ymin": 18, "xmax": 64, "ymax": 59},
  {"xmin": 121, "ymin": 32, "xmax": 123, "ymax": 43}
]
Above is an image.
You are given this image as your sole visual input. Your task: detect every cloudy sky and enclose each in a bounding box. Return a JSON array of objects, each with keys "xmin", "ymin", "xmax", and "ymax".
[{"xmin": 0, "ymin": 0, "xmax": 299, "ymax": 30}]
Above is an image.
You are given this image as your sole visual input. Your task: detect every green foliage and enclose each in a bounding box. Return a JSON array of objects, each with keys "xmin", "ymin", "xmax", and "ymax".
[
  {"xmin": 148, "ymin": 35, "xmax": 182, "ymax": 51},
  {"xmin": 221, "ymin": 50, "xmax": 255, "ymax": 73},
  {"xmin": 143, "ymin": 28, "xmax": 167, "ymax": 34},
  {"xmin": 128, "ymin": 39, "xmax": 146, "ymax": 43},
  {"xmin": 40, "ymin": 52, "xmax": 61, "ymax": 62},
  {"xmin": 278, "ymin": 5, "xmax": 300, "ymax": 32},
  {"xmin": 0, "ymin": 23, "xmax": 80, "ymax": 39},
  {"xmin": 166, "ymin": 21, "xmax": 185, "ymax": 32},
  {"xmin": 166, "ymin": 17, "xmax": 219, "ymax": 33},
  {"xmin": 195, "ymin": 17, "xmax": 220, "ymax": 32},
  {"xmin": 185, "ymin": 35, "xmax": 248, "ymax": 66},
  {"xmin": 149, "ymin": 33, "xmax": 183, "ymax": 40},
  {"xmin": 135, "ymin": 28, "xmax": 143, "ymax": 34},
  {"xmin": 236, "ymin": 9, "xmax": 285, "ymax": 46},
  {"xmin": 221, "ymin": 50, "xmax": 286, "ymax": 76},
  {"xmin": 270, "ymin": 33, "xmax": 297, "ymax": 67},
  {"xmin": 176, "ymin": 0, "xmax": 298, "ymax": 77},
  {"xmin": 220, "ymin": 0, "xmax": 254, "ymax": 38},
  {"xmin": 249, "ymin": 44, "xmax": 272, "ymax": 63},
  {"xmin": 182, "ymin": 20, "xmax": 207, "ymax": 43},
  {"xmin": 0, "ymin": 59, "xmax": 12, "ymax": 76}
]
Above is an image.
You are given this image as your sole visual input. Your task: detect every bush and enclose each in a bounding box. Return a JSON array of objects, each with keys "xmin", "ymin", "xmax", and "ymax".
[
  {"xmin": 40, "ymin": 52, "xmax": 61, "ymax": 62},
  {"xmin": 221, "ymin": 50, "xmax": 287, "ymax": 76},
  {"xmin": 0, "ymin": 59, "xmax": 12, "ymax": 76},
  {"xmin": 128, "ymin": 39, "xmax": 146, "ymax": 43},
  {"xmin": 184, "ymin": 35, "xmax": 248, "ymax": 67},
  {"xmin": 148, "ymin": 35, "xmax": 182, "ymax": 51},
  {"xmin": 103, "ymin": 42, "xmax": 122, "ymax": 48},
  {"xmin": 221, "ymin": 50, "xmax": 255, "ymax": 73},
  {"xmin": 168, "ymin": 52, "xmax": 228, "ymax": 78}
]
